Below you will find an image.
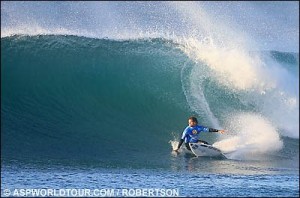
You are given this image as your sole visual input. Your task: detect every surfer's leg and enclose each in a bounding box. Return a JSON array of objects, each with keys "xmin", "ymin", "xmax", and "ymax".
[
  {"xmin": 185, "ymin": 143, "xmax": 191, "ymax": 150},
  {"xmin": 198, "ymin": 140, "xmax": 209, "ymax": 145}
]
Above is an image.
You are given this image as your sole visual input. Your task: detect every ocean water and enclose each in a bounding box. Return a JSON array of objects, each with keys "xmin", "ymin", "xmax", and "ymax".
[{"xmin": 1, "ymin": 2, "xmax": 299, "ymax": 197}]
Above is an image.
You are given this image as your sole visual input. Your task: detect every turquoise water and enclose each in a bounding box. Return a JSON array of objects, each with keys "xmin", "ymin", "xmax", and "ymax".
[{"xmin": 1, "ymin": 1, "xmax": 299, "ymax": 197}]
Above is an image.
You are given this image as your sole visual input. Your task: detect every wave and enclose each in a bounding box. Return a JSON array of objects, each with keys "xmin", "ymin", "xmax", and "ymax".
[{"xmin": 1, "ymin": 35, "xmax": 299, "ymax": 164}]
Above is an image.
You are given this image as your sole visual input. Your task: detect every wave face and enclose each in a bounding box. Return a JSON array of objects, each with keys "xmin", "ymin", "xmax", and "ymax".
[
  {"xmin": 1, "ymin": 35, "xmax": 299, "ymax": 166},
  {"xmin": 1, "ymin": 35, "xmax": 194, "ymax": 164}
]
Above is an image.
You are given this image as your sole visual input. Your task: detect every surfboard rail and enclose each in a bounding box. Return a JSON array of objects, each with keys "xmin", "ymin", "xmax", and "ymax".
[{"xmin": 189, "ymin": 142, "xmax": 226, "ymax": 158}]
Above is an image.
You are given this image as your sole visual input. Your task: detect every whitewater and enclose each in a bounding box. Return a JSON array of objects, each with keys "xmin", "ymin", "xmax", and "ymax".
[{"xmin": 1, "ymin": 1, "xmax": 299, "ymax": 197}]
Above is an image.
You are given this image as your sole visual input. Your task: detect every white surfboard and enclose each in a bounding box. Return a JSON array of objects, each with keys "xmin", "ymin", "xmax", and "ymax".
[{"xmin": 189, "ymin": 142, "xmax": 225, "ymax": 158}]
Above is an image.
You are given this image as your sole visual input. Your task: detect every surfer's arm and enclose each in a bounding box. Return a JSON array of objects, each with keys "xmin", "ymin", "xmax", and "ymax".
[
  {"xmin": 209, "ymin": 128, "xmax": 219, "ymax": 132},
  {"xmin": 174, "ymin": 127, "xmax": 188, "ymax": 151},
  {"xmin": 203, "ymin": 127, "xmax": 225, "ymax": 133},
  {"xmin": 175, "ymin": 139, "xmax": 184, "ymax": 151},
  {"xmin": 209, "ymin": 128, "xmax": 225, "ymax": 134}
]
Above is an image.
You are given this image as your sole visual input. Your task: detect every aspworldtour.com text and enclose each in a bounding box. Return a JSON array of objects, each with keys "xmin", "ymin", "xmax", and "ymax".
[{"xmin": 2, "ymin": 188, "xmax": 180, "ymax": 197}]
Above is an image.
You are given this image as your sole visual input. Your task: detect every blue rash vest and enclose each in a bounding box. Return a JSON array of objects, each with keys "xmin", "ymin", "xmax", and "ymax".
[{"xmin": 181, "ymin": 125, "xmax": 210, "ymax": 143}]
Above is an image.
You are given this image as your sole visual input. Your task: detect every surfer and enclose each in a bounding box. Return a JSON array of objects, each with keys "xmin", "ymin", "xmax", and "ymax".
[{"xmin": 174, "ymin": 116, "xmax": 225, "ymax": 152}]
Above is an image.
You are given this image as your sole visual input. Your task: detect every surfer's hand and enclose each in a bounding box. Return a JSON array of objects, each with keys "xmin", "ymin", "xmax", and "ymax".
[{"xmin": 218, "ymin": 130, "xmax": 225, "ymax": 134}]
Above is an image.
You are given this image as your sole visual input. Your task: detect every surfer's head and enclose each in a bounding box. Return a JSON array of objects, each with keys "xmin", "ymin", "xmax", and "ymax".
[{"xmin": 188, "ymin": 116, "xmax": 198, "ymax": 127}]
